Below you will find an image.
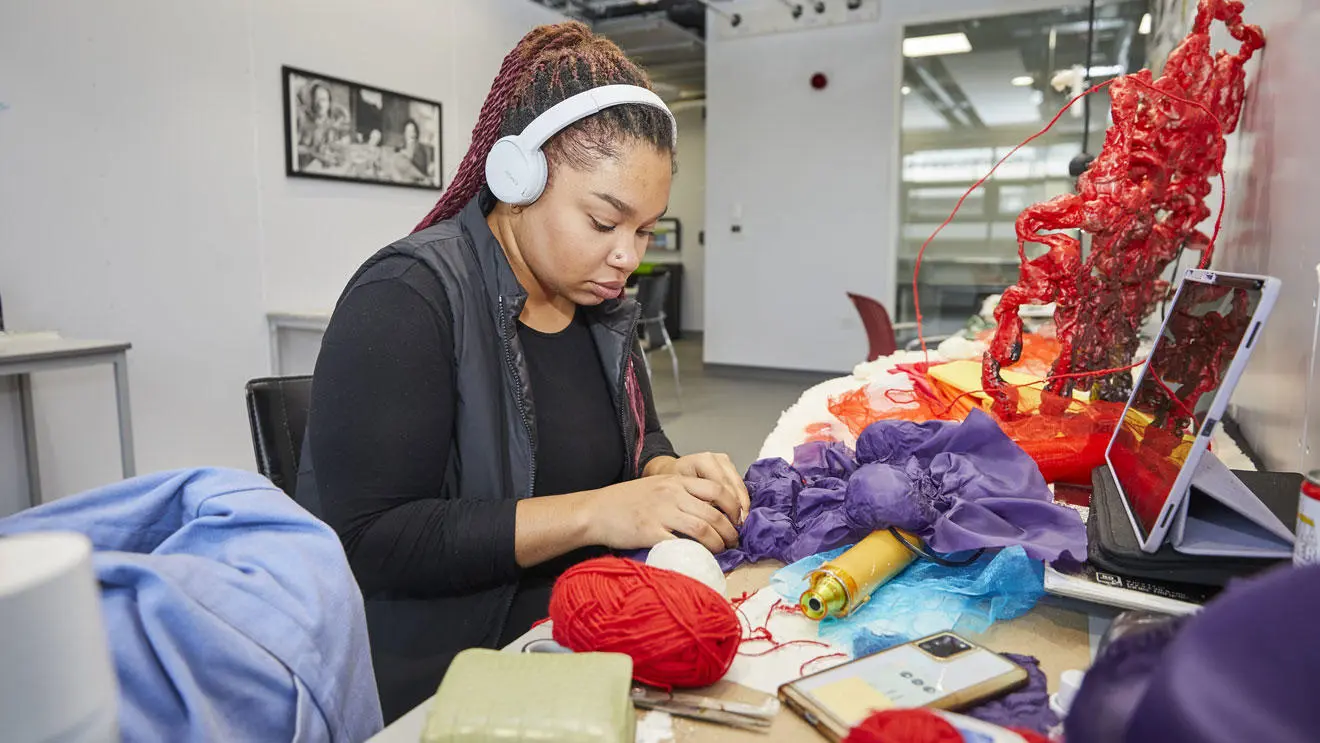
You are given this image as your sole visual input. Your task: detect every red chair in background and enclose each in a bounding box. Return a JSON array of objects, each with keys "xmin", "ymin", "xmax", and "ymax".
[{"xmin": 847, "ymin": 292, "xmax": 913, "ymax": 362}]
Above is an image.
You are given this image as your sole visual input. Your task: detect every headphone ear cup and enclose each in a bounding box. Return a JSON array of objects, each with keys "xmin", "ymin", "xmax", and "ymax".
[
  {"xmin": 485, "ymin": 137, "xmax": 525, "ymax": 205},
  {"xmin": 523, "ymin": 148, "xmax": 548, "ymax": 205},
  {"xmin": 486, "ymin": 137, "xmax": 548, "ymax": 206}
]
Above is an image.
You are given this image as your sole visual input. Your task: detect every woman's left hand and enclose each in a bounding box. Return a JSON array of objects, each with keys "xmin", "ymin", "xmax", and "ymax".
[{"xmin": 646, "ymin": 453, "xmax": 750, "ymax": 526}]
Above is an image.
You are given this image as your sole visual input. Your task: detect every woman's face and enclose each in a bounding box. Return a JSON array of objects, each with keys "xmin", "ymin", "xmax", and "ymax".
[
  {"xmin": 313, "ymin": 86, "xmax": 331, "ymax": 116},
  {"xmin": 513, "ymin": 139, "xmax": 671, "ymax": 306},
  {"xmin": 404, "ymin": 122, "xmax": 419, "ymax": 146}
]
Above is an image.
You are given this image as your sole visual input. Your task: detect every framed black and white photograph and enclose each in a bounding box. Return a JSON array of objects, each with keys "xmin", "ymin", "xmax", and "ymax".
[
  {"xmin": 648, "ymin": 217, "xmax": 682, "ymax": 253},
  {"xmin": 282, "ymin": 66, "xmax": 442, "ymax": 190}
]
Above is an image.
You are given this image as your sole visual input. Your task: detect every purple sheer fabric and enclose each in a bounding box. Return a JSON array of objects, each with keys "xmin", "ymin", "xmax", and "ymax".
[{"xmin": 717, "ymin": 409, "xmax": 1086, "ymax": 572}]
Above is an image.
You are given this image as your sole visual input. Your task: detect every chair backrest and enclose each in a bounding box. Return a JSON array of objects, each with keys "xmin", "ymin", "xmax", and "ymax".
[
  {"xmin": 847, "ymin": 292, "xmax": 898, "ymax": 361},
  {"xmin": 635, "ymin": 272, "xmax": 670, "ymax": 322},
  {"xmin": 244, "ymin": 375, "xmax": 312, "ymax": 497}
]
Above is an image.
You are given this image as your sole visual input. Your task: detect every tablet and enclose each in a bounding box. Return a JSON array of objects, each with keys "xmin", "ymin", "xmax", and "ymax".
[{"xmin": 1104, "ymin": 269, "xmax": 1280, "ymax": 553}]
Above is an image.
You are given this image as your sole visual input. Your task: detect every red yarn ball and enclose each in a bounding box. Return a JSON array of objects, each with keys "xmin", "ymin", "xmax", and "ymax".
[
  {"xmin": 549, "ymin": 556, "xmax": 741, "ymax": 689},
  {"xmin": 843, "ymin": 709, "xmax": 963, "ymax": 743}
]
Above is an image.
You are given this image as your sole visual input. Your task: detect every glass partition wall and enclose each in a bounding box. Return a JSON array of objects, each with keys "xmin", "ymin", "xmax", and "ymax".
[{"xmin": 896, "ymin": 1, "xmax": 1151, "ymax": 343}]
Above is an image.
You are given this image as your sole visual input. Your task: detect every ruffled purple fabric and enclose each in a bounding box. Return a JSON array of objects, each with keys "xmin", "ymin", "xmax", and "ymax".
[
  {"xmin": 717, "ymin": 409, "xmax": 1086, "ymax": 572},
  {"xmin": 965, "ymin": 653, "xmax": 1058, "ymax": 734}
]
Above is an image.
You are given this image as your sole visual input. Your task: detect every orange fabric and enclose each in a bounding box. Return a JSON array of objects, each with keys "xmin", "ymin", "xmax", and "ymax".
[{"xmin": 821, "ymin": 335, "xmax": 1122, "ymax": 484}]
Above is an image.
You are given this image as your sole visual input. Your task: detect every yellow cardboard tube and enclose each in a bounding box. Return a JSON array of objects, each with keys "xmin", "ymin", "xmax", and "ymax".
[{"xmin": 800, "ymin": 529, "xmax": 919, "ymax": 620}]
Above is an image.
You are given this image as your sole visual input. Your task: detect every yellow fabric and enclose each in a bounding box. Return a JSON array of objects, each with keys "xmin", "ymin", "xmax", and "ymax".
[{"xmin": 927, "ymin": 360, "xmax": 1095, "ymax": 418}]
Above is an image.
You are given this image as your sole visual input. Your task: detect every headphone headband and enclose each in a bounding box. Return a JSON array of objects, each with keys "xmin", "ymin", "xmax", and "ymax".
[
  {"xmin": 517, "ymin": 84, "xmax": 677, "ymax": 150},
  {"xmin": 485, "ymin": 84, "xmax": 677, "ymax": 207}
]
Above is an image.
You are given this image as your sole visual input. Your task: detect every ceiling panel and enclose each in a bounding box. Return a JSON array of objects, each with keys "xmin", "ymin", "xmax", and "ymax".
[{"xmin": 941, "ymin": 50, "xmax": 1039, "ymax": 127}]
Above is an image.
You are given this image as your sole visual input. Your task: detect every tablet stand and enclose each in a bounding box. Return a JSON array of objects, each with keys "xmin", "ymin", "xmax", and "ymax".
[{"xmin": 1168, "ymin": 449, "xmax": 1295, "ymax": 559}]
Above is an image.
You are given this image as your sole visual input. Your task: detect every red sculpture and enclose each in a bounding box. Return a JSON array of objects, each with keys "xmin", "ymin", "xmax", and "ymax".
[{"xmin": 982, "ymin": 0, "xmax": 1265, "ymax": 418}]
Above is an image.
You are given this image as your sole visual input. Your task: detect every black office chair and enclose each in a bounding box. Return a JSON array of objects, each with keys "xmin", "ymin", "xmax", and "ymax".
[
  {"xmin": 244, "ymin": 375, "xmax": 312, "ymax": 497},
  {"xmin": 635, "ymin": 272, "xmax": 682, "ymax": 405}
]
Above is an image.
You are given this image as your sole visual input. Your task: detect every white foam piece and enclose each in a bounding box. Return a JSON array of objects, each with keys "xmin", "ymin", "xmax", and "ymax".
[
  {"xmin": 646, "ymin": 539, "xmax": 727, "ymax": 597},
  {"xmin": 0, "ymin": 532, "xmax": 119, "ymax": 743}
]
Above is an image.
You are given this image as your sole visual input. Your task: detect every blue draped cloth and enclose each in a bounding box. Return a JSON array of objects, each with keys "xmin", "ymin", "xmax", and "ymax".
[{"xmin": 0, "ymin": 468, "xmax": 383, "ymax": 742}]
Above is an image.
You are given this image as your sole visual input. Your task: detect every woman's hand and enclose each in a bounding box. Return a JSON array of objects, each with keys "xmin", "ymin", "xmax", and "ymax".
[
  {"xmin": 645, "ymin": 453, "xmax": 750, "ymax": 526},
  {"xmin": 585, "ymin": 475, "xmax": 740, "ymax": 554}
]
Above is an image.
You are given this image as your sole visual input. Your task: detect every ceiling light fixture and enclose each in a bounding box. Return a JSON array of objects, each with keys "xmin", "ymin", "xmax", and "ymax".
[
  {"xmin": 901, "ymin": 85, "xmax": 912, "ymax": 95},
  {"xmin": 902, "ymin": 32, "xmax": 972, "ymax": 58},
  {"xmin": 1011, "ymin": 75, "xmax": 1034, "ymax": 87},
  {"xmin": 1085, "ymin": 64, "xmax": 1126, "ymax": 77},
  {"xmin": 1139, "ymin": 13, "xmax": 1152, "ymax": 35}
]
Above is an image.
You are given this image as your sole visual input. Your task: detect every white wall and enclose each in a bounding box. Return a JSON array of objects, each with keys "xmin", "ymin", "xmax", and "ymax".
[
  {"xmin": 1203, "ymin": 0, "xmax": 1320, "ymax": 472},
  {"xmin": 669, "ymin": 104, "xmax": 707, "ymax": 332},
  {"xmin": 702, "ymin": 0, "xmax": 1087, "ymax": 373},
  {"xmin": 0, "ymin": 0, "xmax": 562, "ymax": 513},
  {"xmin": 258, "ymin": 0, "xmax": 566, "ymax": 314}
]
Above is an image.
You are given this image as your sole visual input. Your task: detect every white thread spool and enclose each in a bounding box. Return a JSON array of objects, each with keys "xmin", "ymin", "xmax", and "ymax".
[
  {"xmin": 646, "ymin": 539, "xmax": 728, "ymax": 597},
  {"xmin": 0, "ymin": 531, "xmax": 120, "ymax": 743}
]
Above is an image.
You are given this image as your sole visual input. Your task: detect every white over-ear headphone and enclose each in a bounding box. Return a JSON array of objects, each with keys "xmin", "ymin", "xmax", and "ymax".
[{"xmin": 485, "ymin": 84, "xmax": 677, "ymax": 206}]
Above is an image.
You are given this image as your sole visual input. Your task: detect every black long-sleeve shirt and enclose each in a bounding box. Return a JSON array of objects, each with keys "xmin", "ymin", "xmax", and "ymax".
[{"xmin": 307, "ymin": 256, "xmax": 634, "ymax": 641}]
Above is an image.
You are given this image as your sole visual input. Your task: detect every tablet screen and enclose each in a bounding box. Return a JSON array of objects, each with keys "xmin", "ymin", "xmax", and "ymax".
[{"xmin": 1109, "ymin": 275, "xmax": 1264, "ymax": 539}]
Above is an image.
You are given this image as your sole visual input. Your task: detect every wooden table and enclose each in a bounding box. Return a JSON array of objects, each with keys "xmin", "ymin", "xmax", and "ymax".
[
  {"xmin": 370, "ymin": 562, "xmax": 1095, "ymax": 742},
  {"xmin": 670, "ymin": 563, "xmax": 1093, "ymax": 742}
]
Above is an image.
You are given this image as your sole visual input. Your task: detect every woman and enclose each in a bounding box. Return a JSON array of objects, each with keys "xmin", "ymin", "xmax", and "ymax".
[
  {"xmin": 397, "ymin": 118, "xmax": 432, "ymax": 183},
  {"xmin": 295, "ymin": 22, "xmax": 750, "ymax": 722},
  {"xmin": 297, "ymin": 81, "xmax": 350, "ymax": 170}
]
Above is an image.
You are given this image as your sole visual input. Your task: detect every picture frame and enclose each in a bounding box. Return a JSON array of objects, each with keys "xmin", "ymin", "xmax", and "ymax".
[
  {"xmin": 649, "ymin": 217, "xmax": 682, "ymax": 252},
  {"xmin": 282, "ymin": 65, "xmax": 443, "ymax": 190}
]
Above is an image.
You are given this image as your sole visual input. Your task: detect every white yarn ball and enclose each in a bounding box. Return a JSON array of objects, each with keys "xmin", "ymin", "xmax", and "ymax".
[{"xmin": 646, "ymin": 539, "xmax": 728, "ymax": 597}]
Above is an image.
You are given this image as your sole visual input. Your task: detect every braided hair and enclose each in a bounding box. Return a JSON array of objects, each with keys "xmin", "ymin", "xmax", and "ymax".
[{"xmin": 413, "ymin": 21, "xmax": 675, "ymax": 232}]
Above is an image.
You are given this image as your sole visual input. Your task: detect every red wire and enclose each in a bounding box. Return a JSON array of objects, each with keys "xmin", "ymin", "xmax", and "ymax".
[
  {"xmin": 913, "ymin": 80, "xmax": 1115, "ymax": 361},
  {"xmin": 932, "ymin": 360, "xmax": 1144, "ymax": 419},
  {"xmin": 1146, "ymin": 366, "xmax": 1201, "ymax": 424},
  {"xmin": 912, "ymin": 75, "xmax": 1230, "ymax": 367}
]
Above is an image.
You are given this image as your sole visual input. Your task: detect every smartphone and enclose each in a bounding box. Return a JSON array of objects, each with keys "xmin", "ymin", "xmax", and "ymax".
[{"xmin": 779, "ymin": 632, "xmax": 1028, "ymax": 741}]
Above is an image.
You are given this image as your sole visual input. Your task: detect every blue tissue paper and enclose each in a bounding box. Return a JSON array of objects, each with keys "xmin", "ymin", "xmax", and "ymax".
[{"xmin": 769, "ymin": 545, "xmax": 1044, "ymax": 657}]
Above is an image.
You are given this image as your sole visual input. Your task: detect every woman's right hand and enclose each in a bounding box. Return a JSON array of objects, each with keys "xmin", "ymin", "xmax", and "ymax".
[{"xmin": 585, "ymin": 475, "xmax": 741, "ymax": 554}]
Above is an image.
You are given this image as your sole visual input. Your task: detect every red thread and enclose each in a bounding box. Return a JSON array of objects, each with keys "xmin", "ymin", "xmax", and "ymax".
[
  {"xmin": 884, "ymin": 388, "xmax": 919, "ymax": 406},
  {"xmin": 843, "ymin": 709, "xmax": 964, "ymax": 743},
  {"xmin": 800, "ymin": 652, "xmax": 848, "ymax": 677},
  {"xmin": 549, "ymin": 557, "xmax": 741, "ymax": 689},
  {"xmin": 731, "ymin": 597, "xmax": 830, "ymax": 657},
  {"xmin": 737, "ymin": 639, "xmax": 830, "ymax": 658}
]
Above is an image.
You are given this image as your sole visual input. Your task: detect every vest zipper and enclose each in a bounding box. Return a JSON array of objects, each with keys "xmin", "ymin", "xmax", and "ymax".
[{"xmin": 499, "ymin": 296, "xmax": 536, "ymax": 496}]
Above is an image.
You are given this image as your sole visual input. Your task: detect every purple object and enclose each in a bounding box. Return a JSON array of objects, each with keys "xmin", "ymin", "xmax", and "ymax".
[
  {"xmin": 1067, "ymin": 564, "xmax": 1320, "ymax": 743},
  {"xmin": 1061, "ymin": 616, "xmax": 1184, "ymax": 743},
  {"xmin": 717, "ymin": 409, "xmax": 1086, "ymax": 571},
  {"xmin": 965, "ymin": 653, "xmax": 1058, "ymax": 734}
]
